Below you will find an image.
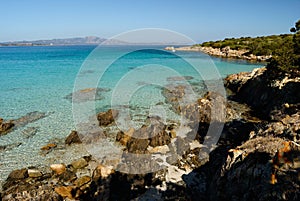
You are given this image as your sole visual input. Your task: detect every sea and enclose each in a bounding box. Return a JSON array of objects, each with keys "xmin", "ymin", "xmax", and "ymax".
[{"xmin": 0, "ymin": 45, "xmax": 263, "ymax": 185}]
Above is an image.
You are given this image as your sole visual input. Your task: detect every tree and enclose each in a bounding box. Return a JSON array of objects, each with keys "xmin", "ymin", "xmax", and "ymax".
[
  {"xmin": 267, "ymin": 19, "xmax": 300, "ymax": 74},
  {"xmin": 290, "ymin": 27, "xmax": 296, "ymax": 33},
  {"xmin": 295, "ymin": 19, "xmax": 300, "ymax": 31}
]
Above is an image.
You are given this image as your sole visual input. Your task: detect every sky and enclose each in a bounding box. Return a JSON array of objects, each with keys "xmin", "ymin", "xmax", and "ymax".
[{"xmin": 1, "ymin": 0, "xmax": 299, "ymax": 43}]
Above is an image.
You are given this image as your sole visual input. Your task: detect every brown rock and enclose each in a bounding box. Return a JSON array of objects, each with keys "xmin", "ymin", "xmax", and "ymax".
[
  {"xmin": 97, "ymin": 109, "xmax": 119, "ymax": 126},
  {"xmin": 50, "ymin": 164, "xmax": 66, "ymax": 175},
  {"xmin": 149, "ymin": 129, "xmax": 171, "ymax": 147},
  {"xmin": 93, "ymin": 164, "xmax": 114, "ymax": 179},
  {"xmin": 75, "ymin": 176, "xmax": 91, "ymax": 189},
  {"xmin": 58, "ymin": 169, "xmax": 77, "ymax": 182},
  {"xmin": 116, "ymin": 128, "xmax": 134, "ymax": 146},
  {"xmin": 65, "ymin": 130, "xmax": 82, "ymax": 145},
  {"xmin": 0, "ymin": 119, "xmax": 14, "ymax": 135},
  {"xmin": 54, "ymin": 186, "xmax": 75, "ymax": 199},
  {"xmin": 170, "ymin": 129, "xmax": 176, "ymax": 138},
  {"xmin": 127, "ymin": 138, "xmax": 149, "ymax": 153},
  {"xmin": 28, "ymin": 169, "xmax": 42, "ymax": 178},
  {"xmin": 40, "ymin": 143, "xmax": 57, "ymax": 150},
  {"xmin": 7, "ymin": 168, "xmax": 28, "ymax": 180},
  {"xmin": 71, "ymin": 157, "xmax": 88, "ymax": 169}
]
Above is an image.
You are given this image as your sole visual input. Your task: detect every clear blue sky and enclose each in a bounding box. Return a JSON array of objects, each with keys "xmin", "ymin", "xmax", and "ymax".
[{"xmin": 1, "ymin": 0, "xmax": 299, "ymax": 43}]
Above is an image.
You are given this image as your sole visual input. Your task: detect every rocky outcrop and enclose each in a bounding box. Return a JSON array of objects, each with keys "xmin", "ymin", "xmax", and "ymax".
[
  {"xmin": 181, "ymin": 67, "xmax": 300, "ymax": 201},
  {"xmin": 185, "ymin": 136, "xmax": 300, "ymax": 201},
  {"xmin": 165, "ymin": 46, "xmax": 272, "ymax": 61},
  {"xmin": 225, "ymin": 67, "xmax": 300, "ymax": 120}
]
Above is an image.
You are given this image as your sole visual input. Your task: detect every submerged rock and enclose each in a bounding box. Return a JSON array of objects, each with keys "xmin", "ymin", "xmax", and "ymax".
[
  {"xmin": 0, "ymin": 112, "xmax": 47, "ymax": 136},
  {"xmin": 65, "ymin": 130, "xmax": 82, "ymax": 145},
  {"xmin": 14, "ymin": 111, "xmax": 47, "ymax": 127},
  {"xmin": 64, "ymin": 87, "xmax": 110, "ymax": 103},
  {"xmin": 97, "ymin": 109, "xmax": 119, "ymax": 126},
  {"xmin": 0, "ymin": 118, "xmax": 14, "ymax": 135}
]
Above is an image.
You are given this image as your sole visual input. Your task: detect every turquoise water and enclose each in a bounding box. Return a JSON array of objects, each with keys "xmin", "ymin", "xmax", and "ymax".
[{"xmin": 0, "ymin": 45, "xmax": 262, "ymax": 184}]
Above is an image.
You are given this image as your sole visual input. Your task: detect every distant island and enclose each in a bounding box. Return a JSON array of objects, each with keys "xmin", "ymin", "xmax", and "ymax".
[
  {"xmin": 0, "ymin": 36, "xmax": 190, "ymax": 47},
  {"xmin": 0, "ymin": 36, "xmax": 120, "ymax": 46}
]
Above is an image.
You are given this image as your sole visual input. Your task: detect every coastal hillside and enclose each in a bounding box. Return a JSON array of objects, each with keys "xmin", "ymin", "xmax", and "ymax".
[
  {"xmin": 167, "ymin": 34, "xmax": 294, "ymax": 62},
  {"xmin": 195, "ymin": 34, "xmax": 292, "ymax": 56},
  {"xmin": 167, "ymin": 19, "xmax": 300, "ymax": 67}
]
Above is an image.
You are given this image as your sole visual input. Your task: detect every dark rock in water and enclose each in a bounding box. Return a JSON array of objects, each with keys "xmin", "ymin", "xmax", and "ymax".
[
  {"xmin": 166, "ymin": 76, "xmax": 194, "ymax": 81},
  {"xmin": 0, "ymin": 142, "xmax": 22, "ymax": 152},
  {"xmin": 64, "ymin": 87, "xmax": 110, "ymax": 103},
  {"xmin": 0, "ymin": 118, "xmax": 14, "ymax": 135},
  {"xmin": 0, "ymin": 112, "xmax": 47, "ymax": 136},
  {"xmin": 40, "ymin": 143, "xmax": 57, "ymax": 155},
  {"xmin": 21, "ymin": 126, "xmax": 39, "ymax": 138},
  {"xmin": 97, "ymin": 109, "xmax": 119, "ymax": 126},
  {"xmin": 65, "ymin": 130, "xmax": 82, "ymax": 145},
  {"xmin": 40, "ymin": 143, "xmax": 57, "ymax": 151},
  {"xmin": 14, "ymin": 111, "xmax": 47, "ymax": 127}
]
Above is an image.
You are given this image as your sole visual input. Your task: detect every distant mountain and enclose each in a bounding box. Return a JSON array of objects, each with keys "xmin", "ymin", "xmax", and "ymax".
[
  {"xmin": 31, "ymin": 36, "xmax": 107, "ymax": 45},
  {"xmin": 0, "ymin": 36, "xmax": 127, "ymax": 46},
  {"xmin": 0, "ymin": 36, "xmax": 190, "ymax": 46}
]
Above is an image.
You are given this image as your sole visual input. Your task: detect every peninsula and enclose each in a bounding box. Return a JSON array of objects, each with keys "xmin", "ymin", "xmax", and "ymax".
[{"xmin": 166, "ymin": 34, "xmax": 294, "ymax": 62}]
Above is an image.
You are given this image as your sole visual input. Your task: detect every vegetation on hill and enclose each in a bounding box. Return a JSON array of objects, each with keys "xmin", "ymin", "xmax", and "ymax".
[
  {"xmin": 196, "ymin": 34, "xmax": 293, "ymax": 56},
  {"xmin": 267, "ymin": 19, "xmax": 300, "ymax": 74},
  {"xmin": 195, "ymin": 19, "xmax": 300, "ymax": 74}
]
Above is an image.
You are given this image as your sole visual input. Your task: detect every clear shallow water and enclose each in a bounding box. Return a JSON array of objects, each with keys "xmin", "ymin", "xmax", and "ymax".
[{"xmin": 0, "ymin": 45, "xmax": 262, "ymax": 184}]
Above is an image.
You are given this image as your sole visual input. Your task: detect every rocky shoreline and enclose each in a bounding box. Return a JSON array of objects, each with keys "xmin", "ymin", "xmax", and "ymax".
[
  {"xmin": 1, "ymin": 67, "xmax": 300, "ymax": 200},
  {"xmin": 165, "ymin": 46, "xmax": 272, "ymax": 62}
]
